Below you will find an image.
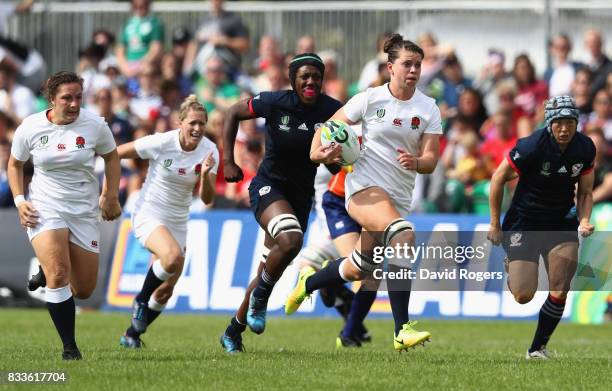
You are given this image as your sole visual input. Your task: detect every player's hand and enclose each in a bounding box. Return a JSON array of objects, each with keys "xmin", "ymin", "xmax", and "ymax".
[
  {"xmin": 99, "ymin": 194, "xmax": 122, "ymax": 221},
  {"xmin": 311, "ymin": 143, "xmax": 342, "ymax": 165},
  {"xmin": 201, "ymin": 152, "xmax": 215, "ymax": 176},
  {"xmin": 17, "ymin": 201, "xmax": 39, "ymax": 229},
  {"xmin": 224, "ymin": 161, "xmax": 244, "ymax": 182},
  {"xmin": 578, "ymin": 221, "xmax": 594, "ymax": 238},
  {"xmin": 396, "ymin": 148, "xmax": 418, "ymax": 170},
  {"xmin": 487, "ymin": 225, "xmax": 503, "ymax": 246}
]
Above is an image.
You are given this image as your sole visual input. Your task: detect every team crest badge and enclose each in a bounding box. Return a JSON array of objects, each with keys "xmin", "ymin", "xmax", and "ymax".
[
  {"xmin": 40, "ymin": 136, "xmax": 48, "ymax": 145},
  {"xmin": 194, "ymin": 163, "xmax": 202, "ymax": 176},
  {"xmin": 571, "ymin": 163, "xmax": 583, "ymax": 177},
  {"xmin": 410, "ymin": 116, "xmax": 421, "ymax": 130},
  {"xmin": 163, "ymin": 159, "xmax": 173, "ymax": 168},
  {"xmin": 376, "ymin": 108, "xmax": 386, "ymax": 118},
  {"xmin": 279, "ymin": 116, "xmax": 290, "ymax": 131},
  {"xmin": 509, "ymin": 232, "xmax": 522, "ymax": 247},
  {"xmin": 76, "ymin": 136, "xmax": 86, "ymax": 149}
]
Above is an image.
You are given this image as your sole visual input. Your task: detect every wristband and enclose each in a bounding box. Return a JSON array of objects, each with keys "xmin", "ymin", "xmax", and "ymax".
[{"xmin": 14, "ymin": 195, "xmax": 26, "ymax": 207}]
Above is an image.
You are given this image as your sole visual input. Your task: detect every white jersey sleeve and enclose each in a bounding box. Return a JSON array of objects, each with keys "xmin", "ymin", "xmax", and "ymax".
[
  {"xmin": 424, "ymin": 103, "xmax": 443, "ymax": 135},
  {"xmin": 210, "ymin": 144, "xmax": 220, "ymax": 175},
  {"xmin": 342, "ymin": 90, "xmax": 368, "ymax": 123},
  {"xmin": 95, "ymin": 121, "xmax": 117, "ymax": 155},
  {"xmin": 10, "ymin": 123, "xmax": 31, "ymax": 162},
  {"xmin": 135, "ymin": 134, "xmax": 163, "ymax": 160}
]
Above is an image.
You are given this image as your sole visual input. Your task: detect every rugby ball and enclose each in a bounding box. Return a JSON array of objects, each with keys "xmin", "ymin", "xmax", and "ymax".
[{"xmin": 319, "ymin": 120, "xmax": 361, "ymax": 166}]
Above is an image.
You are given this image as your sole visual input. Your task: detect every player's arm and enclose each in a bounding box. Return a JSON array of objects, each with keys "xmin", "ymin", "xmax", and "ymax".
[
  {"xmin": 199, "ymin": 152, "xmax": 217, "ymax": 205},
  {"xmin": 593, "ymin": 172, "xmax": 612, "ymax": 203},
  {"xmin": 223, "ymin": 99, "xmax": 256, "ymax": 182},
  {"xmin": 487, "ymin": 158, "xmax": 518, "ymax": 244},
  {"xmin": 116, "ymin": 142, "xmax": 141, "ymax": 159},
  {"xmin": 99, "ymin": 149, "xmax": 122, "ymax": 221},
  {"xmin": 7, "ymin": 155, "xmax": 39, "ymax": 227},
  {"xmin": 576, "ymin": 170, "xmax": 595, "ymax": 237},
  {"xmin": 310, "ymin": 108, "xmax": 350, "ymax": 164},
  {"xmin": 417, "ymin": 134, "xmax": 440, "ymax": 174}
]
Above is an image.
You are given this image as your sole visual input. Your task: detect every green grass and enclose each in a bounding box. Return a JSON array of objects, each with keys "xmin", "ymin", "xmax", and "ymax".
[{"xmin": 0, "ymin": 309, "xmax": 610, "ymax": 390}]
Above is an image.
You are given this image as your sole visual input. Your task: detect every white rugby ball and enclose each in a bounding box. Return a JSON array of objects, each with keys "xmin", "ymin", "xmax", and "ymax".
[{"xmin": 319, "ymin": 120, "xmax": 361, "ymax": 166}]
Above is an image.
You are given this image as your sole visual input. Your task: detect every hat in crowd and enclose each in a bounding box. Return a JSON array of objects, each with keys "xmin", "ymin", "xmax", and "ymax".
[
  {"xmin": 544, "ymin": 95, "xmax": 579, "ymax": 130},
  {"xmin": 288, "ymin": 53, "xmax": 325, "ymax": 90},
  {"xmin": 172, "ymin": 26, "xmax": 191, "ymax": 44}
]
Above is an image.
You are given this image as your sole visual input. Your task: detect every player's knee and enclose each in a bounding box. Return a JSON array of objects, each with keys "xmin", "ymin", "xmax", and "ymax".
[
  {"xmin": 383, "ymin": 219, "xmax": 415, "ymax": 247},
  {"xmin": 46, "ymin": 264, "xmax": 70, "ymax": 286},
  {"xmin": 549, "ymin": 290, "xmax": 568, "ymax": 301},
  {"xmin": 72, "ymin": 285, "xmax": 95, "ymax": 299},
  {"xmin": 514, "ymin": 290, "xmax": 536, "ymax": 304},
  {"xmin": 275, "ymin": 232, "xmax": 303, "ymax": 260},
  {"xmin": 161, "ymin": 248, "xmax": 184, "ymax": 274}
]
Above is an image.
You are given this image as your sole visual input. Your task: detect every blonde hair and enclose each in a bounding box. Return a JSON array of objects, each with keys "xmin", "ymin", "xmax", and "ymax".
[{"xmin": 179, "ymin": 94, "xmax": 207, "ymax": 121}]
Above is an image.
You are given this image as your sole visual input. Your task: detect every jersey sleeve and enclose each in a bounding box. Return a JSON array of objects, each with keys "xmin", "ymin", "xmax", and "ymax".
[
  {"xmin": 424, "ymin": 103, "xmax": 443, "ymax": 135},
  {"xmin": 342, "ymin": 90, "xmax": 367, "ymax": 123},
  {"xmin": 580, "ymin": 137, "xmax": 597, "ymax": 176},
  {"xmin": 506, "ymin": 137, "xmax": 536, "ymax": 175},
  {"xmin": 248, "ymin": 91, "xmax": 275, "ymax": 118},
  {"xmin": 95, "ymin": 121, "xmax": 117, "ymax": 155},
  {"xmin": 10, "ymin": 124, "xmax": 31, "ymax": 162},
  {"xmin": 134, "ymin": 134, "xmax": 163, "ymax": 160}
]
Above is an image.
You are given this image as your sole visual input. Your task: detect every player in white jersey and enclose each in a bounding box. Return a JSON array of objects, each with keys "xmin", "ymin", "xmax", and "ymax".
[
  {"xmin": 8, "ymin": 71, "xmax": 122, "ymax": 360},
  {"xmin": 118, "ymin": 95, "xmax": 218, "ymax": 348},
  {"xmin": 286, "ymin": 34, "xmax": 442, "ymax": 351}
]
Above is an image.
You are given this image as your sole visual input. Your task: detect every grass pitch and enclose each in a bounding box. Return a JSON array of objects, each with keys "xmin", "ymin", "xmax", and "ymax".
[{"xmin": 0, "ymin": 309, "xmax": 610, "ymax": 390}]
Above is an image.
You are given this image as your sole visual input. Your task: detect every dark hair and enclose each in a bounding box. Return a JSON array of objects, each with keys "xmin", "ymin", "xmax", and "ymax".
[
  {"xmin": 288, "ymin": 52, "xmax": 325, "ymax": 90},
  {"xmin": 43, "ymin": 71, "xmax": 84, "ymax": 102},
  {"xmin": 384, "ymin": 33, "xmax": 424, "ymax": 64},
  {"xmin": 512, "ymin": 54, "xmax": 536, "ymax": 85}
]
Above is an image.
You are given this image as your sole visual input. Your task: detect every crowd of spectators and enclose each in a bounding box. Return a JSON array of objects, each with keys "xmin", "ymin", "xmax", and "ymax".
[{"xmin": 0, "ymin": 0, "xmax": 611, "ymax": 214}]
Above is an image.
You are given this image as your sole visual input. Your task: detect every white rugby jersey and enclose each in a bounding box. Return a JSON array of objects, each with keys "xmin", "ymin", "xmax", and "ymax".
[
  {"xmin": 11, "ymin": 109, "xmax": 116, "ymax": 217},
  {"xmin": 133, "ymin": 129, "xmax": 219, "ymax": 224},
  {"xmin": 343, "ymin": 84, "xmax": 442, "ymax": 209}
]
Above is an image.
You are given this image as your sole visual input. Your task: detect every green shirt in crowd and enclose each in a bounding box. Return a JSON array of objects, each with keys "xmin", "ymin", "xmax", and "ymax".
[{"xmin": 120, "ymin": 15, "xmax": 165, "ymax": 62}]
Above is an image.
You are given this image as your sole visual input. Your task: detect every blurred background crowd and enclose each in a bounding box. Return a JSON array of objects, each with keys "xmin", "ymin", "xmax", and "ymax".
[{"xmin": 0, "ymin": 0, "xmax": 611, "ymax": 214}]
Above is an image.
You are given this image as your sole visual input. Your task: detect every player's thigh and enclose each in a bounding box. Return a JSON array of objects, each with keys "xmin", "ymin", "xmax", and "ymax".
[
  {"xmin": 31, "ymin": 228, "xmax": 71, "ymax": 288},
  {"xmin": 347, "ymin": 187, "xmax": 402, "ymax": 233},
  {"xmin": 546, "ymin": 241, "xmax": 578, "ymax": 293},
  {"xmin": 508, "ymin": 260, "xmax": 540, "ymax": 303},
  {"xmin": 333, "ymin": 232, "xmax": 360, "ymax": 258},
  {"xmin": 145, "ymin": 225, "xmax": 185, "ymax": 267},
  {"xmin": 68, "ymin": 242, "xmax": 99, "ymax": 299}
]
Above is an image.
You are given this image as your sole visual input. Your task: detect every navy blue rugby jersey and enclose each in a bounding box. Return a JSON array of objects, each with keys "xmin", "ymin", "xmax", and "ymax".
[
  {"xmin": 505, "ymin": 128, "xmax": 595, "ymax": 222},
  {"xmin": 248, "ymin": 90, "xmax": 342, "ymax": 194}
]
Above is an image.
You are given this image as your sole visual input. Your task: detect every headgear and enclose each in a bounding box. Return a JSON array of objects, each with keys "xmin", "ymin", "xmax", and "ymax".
[
  {"xmin": 288, "ymin": 53, "xmax": 325, "ymax": 90},
  {"xmin": 544, "ymin": 95, "xmax": 579, "ymax": 131}
]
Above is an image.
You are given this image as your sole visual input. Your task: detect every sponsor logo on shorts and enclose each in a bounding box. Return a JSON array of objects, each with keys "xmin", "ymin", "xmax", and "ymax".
[
  {"xmin": 571, "ymin": 163, "xmax": 583, "ymax": 177},
  {"xmin": 393, "ymin": 118, "xmax": 403, "ymax": 127},
  {"xmin": 259, "ymin": 186, "xmax": 271, "ymax": 196},
  {"xmin": 57, "ymin": 143, "xmax": 66, "ymax": 151},
  {"xmin": 509, "ymin": 232, "xmax": 522, "ymax": 247},
  {"xmin": 410, "ymin": 116, "xmax": 421, "ymax": 130},
  {"xmin": 76, "ymin": 136, "xmax": 86, "ymax": 149},
  {"xmin": 334, "ymin": 221, "xmax": 345, "ymax": 229},
  {"xmin": 91, "ymin": 240, "xmax": 98, "ymax": 248}
]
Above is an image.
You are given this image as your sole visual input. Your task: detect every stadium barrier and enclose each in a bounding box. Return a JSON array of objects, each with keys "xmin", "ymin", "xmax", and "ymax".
[
  {"xmin": 102, "ymin": 210, "xmax": 611, "ymax": 321},
  {"xmin": 6, "ymin": 1, "xmax": 612, "ymax": 82}
]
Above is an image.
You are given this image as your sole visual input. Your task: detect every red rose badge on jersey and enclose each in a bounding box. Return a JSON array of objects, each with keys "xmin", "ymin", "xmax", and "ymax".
[
  {"xmin": 76, "ymin": 136, "xmax": 86, "ymax": 149},
  {"xmin": 195, "ymin": 163, "xmax": 202, "ymax": 176},
  {"xmin": 411, "ymin": 116, "xmax": 421, "ymax": 130}
]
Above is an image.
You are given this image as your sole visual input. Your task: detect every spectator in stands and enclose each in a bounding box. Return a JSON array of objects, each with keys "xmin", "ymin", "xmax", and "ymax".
[
  {"xmin": 296, "ymin": 35, "xmax": 316, "ymax": 55},
  {"xmin": 94, "ymin": 87, "xmax": 134, "ymax": 146},
  {"xmin": 585, "ymin": 127, "xmax": 612, "ymax": 204},
  {"xmin": 190, "ymin": 0, "xmax": 250, "ymax": 77},
  {"xmin": 253, "ymin": 35, "xmax": 283, "ymax": 72},
  {"xmin": 586, "ymin": 89, "xmax": 612, "ymax": 142},
  {"xmin": 154, "ymin": 80, "xmax": 182, "ymax": 133},
  {"xmin": 417, "ymin": 31, "xmax": 447, "ymax": 90},
  {"xmin": 448, "ymin": 87, "xmax": 488, "ymax": 133},
  {"xmin": 369, "ymin": 60, "xmax": 390, "ymax": 88},
  {"xmin": 253, "ymin": 63, "xmax": 290, "ymax": 94},
  {"xmin": 129, "ymin": 63, "xmax": 162, "ymax": 128},
  {"xmin": 0, "ymin": 0, "xmax": 34, "ymax": 35},
  {"xmin": 474, "ymin": 49, "xmax": 513, "ymax": 115},
  {"xmin": 357, "ymin": 31, "xmax": 392, "ymax": 92},
  {"xmin": 78, "ymin": 44, "xmax": 111, "ymax": 107},
  {"xmin": 544, "ymin": 34, "xmax": 582, "ymax": 97},
  {"xmin": 480, "ymin": 110, "xmax": 517, "ymax": 175},
  {"xmin": 512, "ymin": 54, "xmax": 548, "ymax": 124},
  {"xmin": 160, "ymin": 52, "xmax": 191, "ymax": 98},
  {"xmin": 583, "ymin": 29, "xmax": 612, "ymax": 99},
  {"xmin": 169, "ymin": 26, "xmax": 193, "ymax": 77},
  {"xmin": 0, "ymin": 36, "xmax": 46, "ymax": 93},
  {"xmin": 571, "ymin": 67, "xmax": 593, "ymax": 130},
  {"xmin": 436, "ymin": 52, "xmax": 473, "ymax": 118},
  {"xmin": 116, "ymin": 0, "xmax": 164, "ymax": 79},
  {"xmin": 194, "ymin": 56, "xmax": 240, "ymax": 113},
  {"xmin": 0, "ymin": 110, "xmax": 14, "ymax": 206},
  {"xmin": 319, "ymin": 49, "xmax": 348, "ymax": 103},
  {"xmin": 0, "ymin": 62, "xmax": 35, "ymax": 123}
]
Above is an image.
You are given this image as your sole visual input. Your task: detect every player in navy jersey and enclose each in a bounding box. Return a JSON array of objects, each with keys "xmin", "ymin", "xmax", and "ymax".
[
  {"xmin": 220, "ymin": 53, "xmax": 343, "ymax": 353},
  {"xmin": 487, "ymin": 95, "xmax": 596, "ymax": 359}
]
